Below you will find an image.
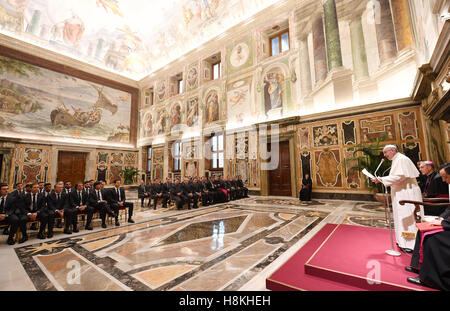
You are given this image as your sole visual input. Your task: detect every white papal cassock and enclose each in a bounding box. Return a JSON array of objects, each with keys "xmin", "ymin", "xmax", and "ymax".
[{"xmin": 379, "ymin": 152, "xmax": 423, "ymax": 249}]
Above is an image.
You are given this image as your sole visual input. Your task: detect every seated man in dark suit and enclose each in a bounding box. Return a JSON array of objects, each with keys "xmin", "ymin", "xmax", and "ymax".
[
  {"xmin": 47, "ymin": 183, "xmax": 70, "ymax": 234},
  {"xmin": 88, "ymin": 181, "xmax": 115, "ymax": 229},
  {"xmin": 138, "ymin": 179, "xmax": 150, "ymax": 208},
  {"xmin": 170, "ymin": 178, "xmax": 186, "ymax": 210},
  {"xmin": 213, "ymin": 176, "xmax": 227, "ymax": 203},
  {"xmin": 0, "ymin": 183, "xmax": 28, "ymax": 245},
  {"xmin": 163, "ymin": 177, "xmax": 173, "ymax": 207},
  {"xmin": 237, "ymin": 175, "xmax": 249, "ymax": 198},
  {"xmin": 406, "ymin": 163, "xmax": 450, "ymax": 289},
  {"xmin": 108, "ymin": 179, "xmax": 134, "ymax": 224},
  {"xmin": 63, "ymin": 181, "xmax": 72, "ymax": 196},
  {"xmin": 36, "ymin": 183, "xmax": 55, "ymax": 238},
  {"xmin": 11, "ymin": 182, "xmax": 25, "ymax": 198},
  {"xmin": 226, "ymin": 176, "xmax": 237, "ymax": 200},
  {"xmin": 151, "ymin": 178, "xmax": 168, "ymax": 210},
  {"xmin": 24, "ymin": 183, "xmax": 47, "ymax": 239},
  {"xmin": 182, "ymin": 177, "xmax": 195, "ymax": 210},
  {"xmin": 419, "ymin": 161, "xmax": 449, "ymax": 216},
  {"xmin": 200, "ymin": 176, "xmax": 214, "ymax": 206},
  {"xmin": 191, "ymin": 177, "xmax": 202, "ymax": 209},
  {"xmin": 68, "ymin": 182, "xmax": 93, "ymax": 231}
]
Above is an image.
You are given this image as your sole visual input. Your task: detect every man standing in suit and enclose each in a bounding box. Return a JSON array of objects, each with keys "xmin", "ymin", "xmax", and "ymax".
[
  {"xmin": 0, "ymin": 183, "xmax": 28, "ymax": 245},
  {"xmin": 47, "ymin": 183, "xmax": 70, "ymax": 234},
  {"xmin": 68, "ymin": 182, "xmax": 92, "ymax": 231},
  {"xmin": 109, "ymin": 179, "xmax": 134, "ymax": 224},
  {"xmin": 138, "ymin": 179, "xmax": 150, "ymax": 208},
  {"xmin": 88, "ymin": 181, "xmax": 115, "ymax": 229},
  {"xmin": 170, "ymin": 178, "xmax": 186, "ymax": 210},
  {"xmin": 151, "ymin": 178, "xmax": 168, "ymax": 210}
]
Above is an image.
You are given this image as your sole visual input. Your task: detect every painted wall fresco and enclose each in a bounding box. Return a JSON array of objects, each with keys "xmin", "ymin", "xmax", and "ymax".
[
  {"xmin": 0, "ymin": 55, "xmax": 132, "ymax": 144},
  {"xmin": 296, "ymin": 106, "xmax": 426, "ymax": 191},
  {"xmin": 0, "ymin": 0, "xmax": 279, "ymax": 79},
  {"xmin": 226, "ymin": 74, "xmax": 253, "ymax": 126}
]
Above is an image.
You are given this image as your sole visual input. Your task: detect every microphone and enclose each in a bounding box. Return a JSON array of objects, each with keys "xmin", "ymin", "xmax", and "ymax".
[{"xmin": 374, "ymin": 158, "xmax": 385, "ymax": 178}]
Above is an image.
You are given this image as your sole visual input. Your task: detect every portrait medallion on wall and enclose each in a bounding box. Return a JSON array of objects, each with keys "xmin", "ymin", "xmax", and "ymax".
[
  {"xmin": 226, "ymin": 36, "xmax": 254, "ymax": 75},
  {"xmin": 230, "ymin": 42, "xmax": 250, "ymax": 68}
]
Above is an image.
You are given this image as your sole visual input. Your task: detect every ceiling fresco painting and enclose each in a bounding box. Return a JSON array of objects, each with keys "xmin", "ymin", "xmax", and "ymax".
[{"xmin": 0, "ymin": 0, "xmax": 278, "ymax": 80}]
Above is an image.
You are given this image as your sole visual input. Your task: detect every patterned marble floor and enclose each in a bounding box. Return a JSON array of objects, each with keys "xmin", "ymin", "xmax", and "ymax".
[{"xmin": 0, "ymin": 196, "xmax": 390, "ymax": 291}]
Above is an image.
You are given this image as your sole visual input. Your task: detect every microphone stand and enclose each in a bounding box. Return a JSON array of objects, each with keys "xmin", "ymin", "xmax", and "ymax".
[{"xmin": 376, "ymin": 165, "xmax": 401, "ymax": 257}]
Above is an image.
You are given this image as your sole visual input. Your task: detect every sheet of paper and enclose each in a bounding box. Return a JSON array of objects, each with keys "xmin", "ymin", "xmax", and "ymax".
[{"xmin": 362, "ymin": 168, "xmax": 375, "ymax": 180}]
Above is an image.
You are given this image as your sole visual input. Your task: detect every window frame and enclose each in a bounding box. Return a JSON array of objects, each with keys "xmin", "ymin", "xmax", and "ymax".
[
  {"xmin": 269, "ymin": 29, "xmax": 290, "ymax": 56},
  {"xmin": 209, "ymin": 133, "xmax": 224, "ymax": 171},
  {"xmin": 172, "ymin": 141, "xmax": 182, "ymax": 172}
]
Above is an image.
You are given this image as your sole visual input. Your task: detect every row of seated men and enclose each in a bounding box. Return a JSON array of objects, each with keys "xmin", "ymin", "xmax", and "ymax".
[
  {"xmin": 0, "ymin": 179, "xmax": 134, "ymax": 245},
  {"xmin": 138, "ymin": 175, "xmax": 249, "ymax": 210}
]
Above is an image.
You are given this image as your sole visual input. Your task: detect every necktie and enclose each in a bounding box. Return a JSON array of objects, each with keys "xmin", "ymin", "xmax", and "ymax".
[
  {"xmin": 117, "ymin": 188, "xmax": 121, "ymax": 201},
  {"xmin": 78, "ymin": 191, "xmax": 82, "ymax": 203},
  {"xmin": 98, "ymin": 190, "xmax": 102, "ymax": 201},
  {"xmin": 32, "ymin": 193, "xmax": 36, "ymax": 211},
  {"xmin": 57, "ymin": 193, "xmax": 60, "ymax": 201}
]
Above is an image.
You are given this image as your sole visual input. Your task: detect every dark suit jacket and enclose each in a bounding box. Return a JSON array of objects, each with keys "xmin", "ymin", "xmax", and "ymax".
[
  {"xmin": 163, "ymin": 183, "xmax": 173, "ymax": 194},
  {"xmin": 109, "ymin": 187, "xmax": 127, "ymax": 204},
  {"xmin": 181, "ymin": 182, "xmax": 194, "ymax": 195},
  {"xmin": 88, "ymin": 188, "xmax": 110, "ymax": 208},
  {"xmin": 47, "ymin": 191, "xmax": 69, "ymax": 212},
  {"xmin": 69, "ymin": 189, "xmax": 89, "ymax": 209},
  {"xmin": 138, "ymin": 185, "xmax": 148, "ymax": 198},
  {"xmin": 191, "ymin": 182, "xmax": 202, "ymax": 193},
  {"xmin": 0, "ymin": 194, "xmax": 19, "ymax": 217},
  {"xmin": 170, "ymin": 183, "xmax": 184, "ymax": 197},
  {"xmin": 151, "ymin": 184, "xmax": 164, "ymax": 196},
  {"xmin": 24, "ymin": 192, "xmax": 45, "ymax": 214}
]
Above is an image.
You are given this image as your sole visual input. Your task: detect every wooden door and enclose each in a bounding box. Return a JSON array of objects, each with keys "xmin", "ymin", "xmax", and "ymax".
[
  {"xmin": 268, "ymin": 141, "xmax": 292, "ymax": 196},
  {"xmin": 57, "ymin": 152, "xmax": 87, "ymax": 185}
]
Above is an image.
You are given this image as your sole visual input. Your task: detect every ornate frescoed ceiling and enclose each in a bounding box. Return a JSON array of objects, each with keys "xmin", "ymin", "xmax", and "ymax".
[{"xmin": 0, "ymin": 0, "xmax": 279, "ymax": 80}]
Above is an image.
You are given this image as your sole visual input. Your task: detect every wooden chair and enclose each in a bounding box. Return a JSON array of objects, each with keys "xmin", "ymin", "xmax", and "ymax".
[{"xmin": 399, "ymin": 198, "xmax": 450, "ymax": 223}]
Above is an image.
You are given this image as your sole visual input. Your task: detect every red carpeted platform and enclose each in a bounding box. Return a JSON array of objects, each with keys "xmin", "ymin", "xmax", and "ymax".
[{"xmin": 267, "ymin": 224, "xmax": 437, "ymax": 291}]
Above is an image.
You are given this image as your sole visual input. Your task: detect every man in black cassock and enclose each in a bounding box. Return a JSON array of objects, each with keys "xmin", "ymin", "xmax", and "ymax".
[
  {"xmin": 419, "ymin": 161, "xmax": 449, "ymax": 216},
  {"xmin": 299, "ymin": 173, "xmax": 312, "ymax": 202},
  {"xmin": 406, "ymin": 163, "xmax": 450, "ymax": 290}
]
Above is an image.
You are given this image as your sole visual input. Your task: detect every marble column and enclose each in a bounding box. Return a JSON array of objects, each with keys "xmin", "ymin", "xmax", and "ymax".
[
  {"xmin": 312, "ymin": 16, "xmax": 328, "ymax": 84},
  {"xmin": 323, "ymin": 0, "xmax": 343, "ymax": 71},
  {"xmin": 350, "ymin": 14, "xmax": 369, "ymax": 80},
  {"xmin": 299, "ymin": 37, "xmax": 312, "ymax": 96},
  {"xmin": 374, "ymin": 0, "xmax": 397, "ymax": 64},
  {"xmin": 390, "ymin": 0, "xmax": 413, "ymax": 51}
]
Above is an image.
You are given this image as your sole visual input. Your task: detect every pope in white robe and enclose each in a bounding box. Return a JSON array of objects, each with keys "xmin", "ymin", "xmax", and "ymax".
[{"xmin": 373, "ymin": 145, "xmax": 423, "ymax": 250}]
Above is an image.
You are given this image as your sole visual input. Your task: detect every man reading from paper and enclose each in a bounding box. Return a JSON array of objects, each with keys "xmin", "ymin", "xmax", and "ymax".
[{"xmin": 372, "ymin": 145, "xmax": 423, "ymax": 253}]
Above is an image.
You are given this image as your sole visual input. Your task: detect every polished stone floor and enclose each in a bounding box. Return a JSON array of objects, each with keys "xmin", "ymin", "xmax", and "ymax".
[{"xmin": 0, "ymin": 195, "xmax": 389, "ymax": 291}]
